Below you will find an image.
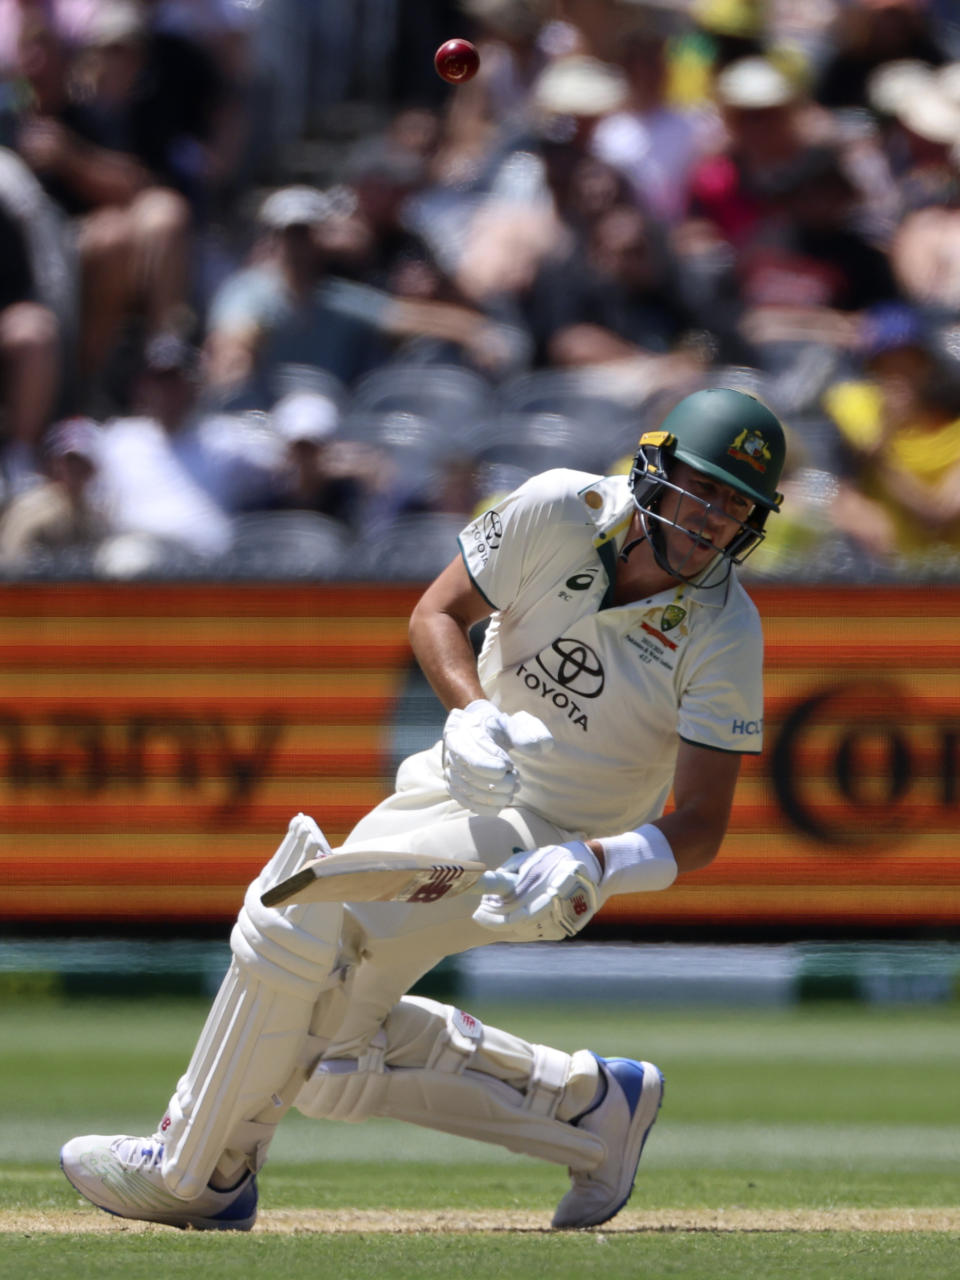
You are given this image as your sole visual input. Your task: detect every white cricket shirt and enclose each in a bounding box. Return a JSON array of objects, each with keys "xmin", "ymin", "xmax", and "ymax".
[{"xmin": 458, "ymin": 469, "xmax": 765, "ymax": 836}]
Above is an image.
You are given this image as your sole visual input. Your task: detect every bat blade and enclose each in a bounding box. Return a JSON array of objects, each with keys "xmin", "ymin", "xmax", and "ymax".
[{"xmin": 260, "ymin": 848, "xmax": 513, "ymax": 909}]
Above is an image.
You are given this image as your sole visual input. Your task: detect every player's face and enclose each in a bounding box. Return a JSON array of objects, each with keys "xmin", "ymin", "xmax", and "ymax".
[{"xmin": 659, "ymin": 461, "xmax": 755, "ymax": 572}]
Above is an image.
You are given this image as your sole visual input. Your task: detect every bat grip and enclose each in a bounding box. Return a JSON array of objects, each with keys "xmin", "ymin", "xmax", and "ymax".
[{"xmin": 478, "ymin": 869, "xmax": 518, "ymax": 897}]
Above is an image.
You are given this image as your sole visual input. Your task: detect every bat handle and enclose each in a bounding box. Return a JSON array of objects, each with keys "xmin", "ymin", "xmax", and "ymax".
[{"xmin": 478, "ymin": 869, "xmax": 517, "ymax": 897}]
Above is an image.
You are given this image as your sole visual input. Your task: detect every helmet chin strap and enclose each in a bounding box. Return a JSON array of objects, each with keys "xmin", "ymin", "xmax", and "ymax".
[
  {"xmin": 618, "ymin": 532, "xmax": 647, "ymax": 562},
  {"xmin": 626, "ymin": 508, "xmax": 732, "ymax": 588}
]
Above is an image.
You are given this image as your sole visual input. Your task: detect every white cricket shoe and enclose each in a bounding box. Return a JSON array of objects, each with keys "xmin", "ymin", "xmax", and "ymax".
[
  {"xmin": 552, "ymin": 1056, "xmax": 663, "ymax": 1229},
  {"xmin": 60, "ymin": 1134, "xmax": 258, "ymax": 1230}
]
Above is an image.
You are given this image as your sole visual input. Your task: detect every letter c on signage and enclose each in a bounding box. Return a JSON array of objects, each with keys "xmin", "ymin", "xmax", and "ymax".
[{"xmin": 771, "ymin": 682, "xmax": 913, "ymax": 849}]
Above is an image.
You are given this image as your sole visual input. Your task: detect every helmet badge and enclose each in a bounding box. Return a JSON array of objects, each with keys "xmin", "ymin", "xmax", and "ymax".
[{"xmin": 728, "ymin": 429, "xmax": 772, "ymax": 474}]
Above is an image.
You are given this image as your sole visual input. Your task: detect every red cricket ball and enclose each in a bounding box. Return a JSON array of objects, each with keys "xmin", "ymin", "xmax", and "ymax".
[{"xmin": 434, "ymin": 38, "xmax": 480, "ymax": 85}]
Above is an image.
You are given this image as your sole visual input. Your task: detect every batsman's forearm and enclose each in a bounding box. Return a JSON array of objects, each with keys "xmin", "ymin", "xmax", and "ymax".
[
  {"xmin": 409, "ymin": 557, "xmax": 496, "ymax": 712},
  {"xmin": 649, "ymin": 811, "xmax": 724, "ymax": 872},
  {"xmin": 409, "ymin": 608, "xmax": 486, "ymax": 712}
]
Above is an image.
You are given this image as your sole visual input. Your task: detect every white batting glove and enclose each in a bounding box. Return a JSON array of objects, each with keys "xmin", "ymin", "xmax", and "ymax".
[
  {"xmin": 442, "ymin": 699, "xmax": 553, "ymax": 814},
  {"xmin": 472, "ymin": 841, "xmax": 602, "ymax": 941}
]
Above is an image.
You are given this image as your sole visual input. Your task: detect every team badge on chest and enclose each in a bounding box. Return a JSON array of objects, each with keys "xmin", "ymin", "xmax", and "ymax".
[
  {"xmin": 627, "ymin": 603, "xmax": 689, "ymax": 670},
  {"xmin": 660, "ymin": 603, "xmax": 686, "ymax": 632}
]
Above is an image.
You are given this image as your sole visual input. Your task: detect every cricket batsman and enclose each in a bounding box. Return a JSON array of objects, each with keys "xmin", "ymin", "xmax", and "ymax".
[{"xmin": 61, "ymin": 387, "xmax": 786, "ymax": 1230}]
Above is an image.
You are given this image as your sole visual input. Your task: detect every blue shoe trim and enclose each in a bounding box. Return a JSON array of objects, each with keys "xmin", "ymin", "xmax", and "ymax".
[
  {"xmin": 597, "ymin": 1056, "xmax": 647, "ymax": 1116},
  {"xmin": 210, "ymin": 1176, "xmax": 258, "ymax": 1223},
  {"xmin": 594, "ymin": 1058, "xmax": 664, "ymax": 1225},
  {"xmin": 59, "ymin": 1146, "xmax": 258, "ymax": 1231},
  {"xmin": 553, "ymin": 1057, "xmax": 665, "ymax": 1229}
]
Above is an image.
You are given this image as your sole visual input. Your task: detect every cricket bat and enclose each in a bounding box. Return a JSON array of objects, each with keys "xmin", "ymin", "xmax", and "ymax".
[{"xmin": 260, "ymin": 847, "xmax": 516, "ymax": 909}]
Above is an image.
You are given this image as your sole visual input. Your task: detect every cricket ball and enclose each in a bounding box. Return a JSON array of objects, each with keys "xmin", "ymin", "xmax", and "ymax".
[{"xmin": 434, "ymin": 38, "xmax": 480, "ymax": 85}]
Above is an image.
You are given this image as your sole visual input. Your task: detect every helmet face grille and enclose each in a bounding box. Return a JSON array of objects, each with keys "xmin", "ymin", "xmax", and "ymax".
[{"xmin": 628, "ymin": 430, "xmax": 772, "ymax": 587}]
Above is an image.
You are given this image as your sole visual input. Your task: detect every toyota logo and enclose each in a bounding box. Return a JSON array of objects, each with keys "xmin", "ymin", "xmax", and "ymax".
[
  {"xmin": 482, "ymin": 510, "xmax": 503, "ymax": 548},
  {"xmin": 535, "ymin": 638, "xmax": 605, "ymax": 698}
]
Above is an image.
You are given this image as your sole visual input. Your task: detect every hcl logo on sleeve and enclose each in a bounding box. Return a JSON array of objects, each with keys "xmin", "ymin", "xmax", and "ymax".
[{"xmin": 732, "ymin": 718, "xmax": 762, "ymax": 736}]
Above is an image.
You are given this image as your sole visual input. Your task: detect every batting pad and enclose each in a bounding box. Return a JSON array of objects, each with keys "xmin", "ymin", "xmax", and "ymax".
[
  {"xmin": 295, "ymin": 997, "xmax": 605, "ymax": 1171},
  {"xmin": 161, "ymin": 814, "xmax": 343, "ymax": 1200}
]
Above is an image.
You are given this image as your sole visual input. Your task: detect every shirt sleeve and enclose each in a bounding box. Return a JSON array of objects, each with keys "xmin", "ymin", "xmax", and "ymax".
[
  {"xmin": 676, "ymin": 595, "xmax": 766, "ymax": 754},
  {"xmin": 457, "ymin": 470, "xmax": 578, "ymax": 611}
]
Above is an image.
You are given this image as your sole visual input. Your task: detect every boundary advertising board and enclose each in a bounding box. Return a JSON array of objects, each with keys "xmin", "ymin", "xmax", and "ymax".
[{"xmin": 0, "ymin": 583, "xmax": 957, "ymax": 933}]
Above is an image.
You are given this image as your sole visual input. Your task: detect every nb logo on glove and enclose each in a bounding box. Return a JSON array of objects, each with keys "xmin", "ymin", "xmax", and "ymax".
[{"xmin": 471, "ymin": 841, "xmax": 602, "ymax": 942}]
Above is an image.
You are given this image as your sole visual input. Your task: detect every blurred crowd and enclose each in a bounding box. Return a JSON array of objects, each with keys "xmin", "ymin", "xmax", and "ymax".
[{"xmin": 1, "ymin": 0, "xmax": 960, "ymax": 581}]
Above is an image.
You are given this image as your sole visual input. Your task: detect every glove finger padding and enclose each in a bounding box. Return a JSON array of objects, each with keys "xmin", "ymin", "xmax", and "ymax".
[
  {"xmin": 442, "ymin": 701, "xmax": 518, "ymax": 812},
  {"xmin": 444, "ymin": 759, "xmax": 518, "ymax": 813},
  {"xmin": 499, "ymin": 710, "xmax": 555, "ymax": 757},
  {"xmin": 443, "ymin": 710, "xmax": 513, "ymax": 779},
  {"xmin": 441, "ymin": 701, "xmax": 553, "ymax": 815}
]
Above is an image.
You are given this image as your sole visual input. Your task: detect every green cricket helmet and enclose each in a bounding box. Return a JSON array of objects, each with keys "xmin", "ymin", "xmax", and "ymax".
[{"xmin": 627, "ymin": 387, "xmax": 786, "ymax": 583}]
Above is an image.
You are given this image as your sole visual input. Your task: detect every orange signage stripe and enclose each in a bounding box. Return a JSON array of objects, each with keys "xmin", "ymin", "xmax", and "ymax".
[
  {"xmin": 0, "ymin": 643, "xmax": 413, "ymax": 669},
  {"xmin": 0, "ymin": 582, "xmax": 958, "ymax": 928},
  {"xmin": 0, "ymin": 583, "xmax": 422, "ymax": 616},
  {"xmin": 763, "ymin": 645, "xmax": 960, "ymax": 669},
  {"xmin": 748, "ymin": 584, "xmax": 960, "ymax": 616}
]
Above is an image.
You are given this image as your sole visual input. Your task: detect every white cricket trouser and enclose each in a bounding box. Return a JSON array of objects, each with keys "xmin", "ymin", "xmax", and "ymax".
[
  {"xmin": 160, "ymin": 745, "xmax": 600, "ymax": 1197},
  {"xmin": 322, "ymin": 746, "xmax": 578, "ymax": 1050}
]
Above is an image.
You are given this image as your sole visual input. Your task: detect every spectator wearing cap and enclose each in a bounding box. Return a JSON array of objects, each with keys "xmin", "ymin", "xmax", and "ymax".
[
  {"xmin": 0, "ymin": 416, "xmax": 112, "ymax": 567},
  {"xmin": 528, "ymin": 52, "xmax": 630, "ymax": 146},
  {"xmin": 877, "ymin": 69, "xmax": 960, "ymax": 212},
  {"xmin": 93, "ymin": 335, "xmax": 283, "ymax": 559},
  {"xmin": 676, "ymin": 57, "xmax": 902, "ymax": 377},
  {"xmin": 67, "ymin": 1, "xmax": 231, "ymax": 208},
  {"xmin": 267, "ymin": 389, "xmax": 368, "ymax": 527},
  {"xmin": 888, "ymin": 84, "xmax": 960, "ymax": 315},
  {"xmin": 814, "ymin": 0, "xmax": 947, "ymax": 112},
  {"xmin": 203, "ymin": 185, "xmax": 391, "ymax": 409},
  {"xmin": 823, "ymin": 302, "xmax": 960, "ymax": 562},
  {"xmin": 824, "ymin": 302, "xmax": 932, "ymax": 456},
  {"xmin": 208, "ymin": 181, "xmax": 529, "ymax": 394},
  {"xmin": 685, "ymin": 55, "xmax": 833, "ymax": 249}
]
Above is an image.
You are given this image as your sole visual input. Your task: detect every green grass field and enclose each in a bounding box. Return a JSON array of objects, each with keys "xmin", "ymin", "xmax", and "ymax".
[{"xmin": 2, "ymin": 995, "xmax": 958, "ymax": 1279}]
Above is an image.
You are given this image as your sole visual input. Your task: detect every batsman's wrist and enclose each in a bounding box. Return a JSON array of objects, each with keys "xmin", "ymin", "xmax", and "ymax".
[
  {"xmin": 573, "ymin": 842, "xmax": 603, "ymax": 885},
  {"xmin": 585, "ymin": 840, "xmax": 606, "ymax": 873},
  {"xmin": 597, "ymin": 825, "xmax": 678, "ymax": 897},
  {"xmin": 463, "ymin": 697, "xmax": 496, "ymax": 716}
]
